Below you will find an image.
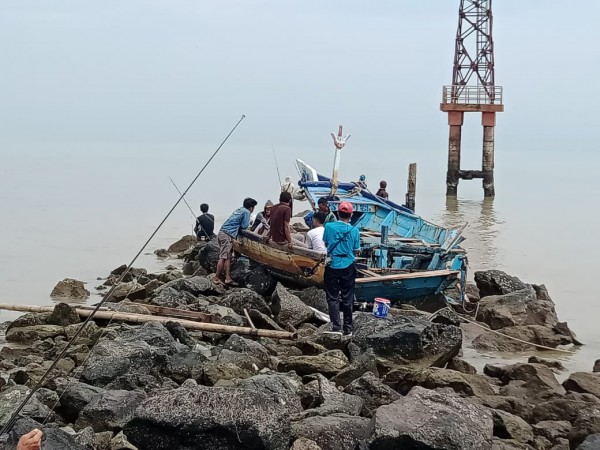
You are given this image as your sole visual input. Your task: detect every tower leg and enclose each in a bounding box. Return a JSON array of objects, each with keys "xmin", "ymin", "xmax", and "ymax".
[
  {"xmin": 446, "ymin": 111, "xmax": 463, "ymax": 196},
  {"xmin": 482, "ymin": 112, "xmax": 496, "ymax": 197}
]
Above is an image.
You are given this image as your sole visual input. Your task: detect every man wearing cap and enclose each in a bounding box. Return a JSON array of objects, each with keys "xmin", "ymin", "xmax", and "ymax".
[
  {"xmin": 215, "ymin": 197, "xmax": 257, "ymax": 286},
  {"xmin": 322, "ymin": 201, "xmax": 361, "ymax": 336}
]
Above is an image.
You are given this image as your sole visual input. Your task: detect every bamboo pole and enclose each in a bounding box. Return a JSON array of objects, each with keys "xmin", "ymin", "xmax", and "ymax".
[{"xmin": 0, "ymin": 304, "xmax": 296, "ymax": 340}]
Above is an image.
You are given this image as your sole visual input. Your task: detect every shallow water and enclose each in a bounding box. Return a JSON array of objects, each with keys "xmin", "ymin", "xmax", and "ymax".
[{"xmin": 1, "ymin": 141, "xmax": 598, "ymax": 373}]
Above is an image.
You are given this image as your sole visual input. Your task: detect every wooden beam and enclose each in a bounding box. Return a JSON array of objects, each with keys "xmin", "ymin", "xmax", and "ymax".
[
  {"xmin": 354, "ymin": 269, "xmax": 459, "ymax": 284},
  {"xmin": 0, "ymin": 304, "xmax": 296, "ymax": 339}
]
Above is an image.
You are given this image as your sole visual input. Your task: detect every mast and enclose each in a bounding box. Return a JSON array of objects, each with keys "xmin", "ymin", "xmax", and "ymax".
[{"xmin": 329, "ymin": 125, "xmax": 350, "ymax": 196}]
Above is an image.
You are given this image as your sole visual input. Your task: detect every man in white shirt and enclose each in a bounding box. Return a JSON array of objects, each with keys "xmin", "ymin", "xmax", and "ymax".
[{"xmin": 306, "ymin": 211, "xmax": 327, "ymax": 253}]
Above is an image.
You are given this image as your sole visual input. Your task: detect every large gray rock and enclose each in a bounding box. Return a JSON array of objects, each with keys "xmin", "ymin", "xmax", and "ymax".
[
  {"xmin": 476, "ymin": 286, "xmax": 560, "ymax": 330},
  {"xmin": 352, "ymin": 313, "xmax": 462, "ymax": 368},
  {"xmin": 232, "ymin": 261, "xmax": 277, "ymax": 295},
  {"xmin": 167, "ymin": 235, "xmax": 197, "ymax": 253},
  {"xmin": 201, "ymin": 304, "xmax": 244, "ymax": 326},
  {"xmin": 163, "ymin": 348, "xmax": 207, "ymax": 384},
  {"xmin": 295, "ymin": 374, "xmax": 363, "ymax": 419},
  {"xmin": 474, "ymin": 270, "xmax": 530, "ymax": 297},
  {"xmin": 289, "ymin": 438, "xmax": 322, "ymax": 450},
  {"xmin": 296, "ymin": 287, "xmax": 328, "ymax": 314},
  {"xmin": 220, "ymin": 289, "xmax": 272, "ymax": 316},
  {"xmin": 81, "ymin": 322, "xmax": 176, "ymax": 387},
  {"xmin": 577, "ymin": 434, "xmax": 600, "ymax": 449},
  {"xmin": 223, "ymin": 334, "xmax": 270, "ymax": 367},
  {"xmin": 364, "ymin": 386, "xmax": 494, "ymax": 449},
  {"xmin": 343, "ymin": 372, "xmax": 401, "ymax": 417},
  {"xmin": 235, "ymin": 373, "xmax": 303, "ymax": 415},
  {"xmin": 75, "ymin": 389, "xmax": 147, "ymax": 432},
  {"xmin": 124, "ymin": 383, "xmax": 291, "ymax": 450},
  {"xmin": 485, "ymin": 363, "xmax": 565, "ymax": 402},
  {"xmin": 198, "ymin": 239, "xmax": 220, "ymax": 272},
  {"xmin": 0, "ymin": 417, "xmax": 85, "ymax": 450},
  {"xmin": 530, "ymin": 395, "xmax": 600, "ymax": 424},
  {"xmin": 106, "ymin": 281, "xmax": 146, "ymax": 302},
  {"xmin": 532, "ymin": 421, "xmax": 572, "ymax": 442},
  {"xmin": 47, "ymin": 303, "xmax": 81, "ymax": 326},
  {"xmin": 148, "ymin": 286, "xmax": 199, "ymax": 309},
  {"xmin": 562, "ymin": 372, "xmax": 600, "ymax": 399},
  {"xmin": 50, "ymin": 278, "xmax": 90, "ymax": 299},
  {"xmin": 6, "ymin": 322, "xmax": 100, "ymax": 344},
  {"xmin": 0, "ymin": 385, "xmax": 54, "ymax": 426},
  {"xmin": 278, "ymin": 350, "xmax": 349, "ymax": 377},
  {"xmin": 155, "ymin": 276, "xmax": 215, "ymax": 297},
  {"xmin": 569, "ymin": 404, "xmax": 600, "ymax": 448},
  {"xmin": 386, "ymin": 367, "xmax": 496, "ymax": 397},
  {"xmin": 291, "ymin": 414, "xmax": 370, "ymax": 450},
  {"xmin": 492, "ymin": 409, "xmax": 534, "ymax": 443},
  {"xmin": 473, "ymin": 325, "xmax": 573, "ymax": 351},
  {"xmin": 271, "ymin": 283, "xmax": 314, "ymax": 327},
  {"xmin": 55, "ymin": 378, "xmax": 106, "ymax": 422},
  {"xmin": 330, "ymin": 349, "xmax": 378, "ymax": 388}
]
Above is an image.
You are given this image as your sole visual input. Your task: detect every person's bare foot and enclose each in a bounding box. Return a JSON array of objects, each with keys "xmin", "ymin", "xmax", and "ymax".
[
  {"xmin": 224, "ymin": 279, "xmax": 239, "ymax": 287},
  {"xmin": 212, "ymin": 275, "xmax": 224, "ymax": 285}
]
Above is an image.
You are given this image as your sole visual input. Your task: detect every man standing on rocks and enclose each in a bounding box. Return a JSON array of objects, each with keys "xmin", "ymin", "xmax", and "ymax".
[
  {"xmin": 215, "ymin": 197, "xmax": 257, "ymax": 286},
  {"xmin": 322, "ymin": 201, "xmax": 360, "ymax": 336}
]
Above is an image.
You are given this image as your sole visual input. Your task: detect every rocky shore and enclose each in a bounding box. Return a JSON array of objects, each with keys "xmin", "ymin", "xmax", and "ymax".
[{"xmin": 1, "ymin": 236, "xmax": 599, "ymax": 450}]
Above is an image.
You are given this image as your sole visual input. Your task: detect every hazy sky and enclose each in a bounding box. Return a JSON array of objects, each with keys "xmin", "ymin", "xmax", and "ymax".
[{"xmin": 1, "ymin": 1, "xmax": 599, "ymax": 155}]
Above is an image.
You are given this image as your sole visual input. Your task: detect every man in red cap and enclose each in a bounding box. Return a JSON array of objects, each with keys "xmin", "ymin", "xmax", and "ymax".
[{"xmin": 322, "ymin": 201, "xmax": 360, "ymax": 336}]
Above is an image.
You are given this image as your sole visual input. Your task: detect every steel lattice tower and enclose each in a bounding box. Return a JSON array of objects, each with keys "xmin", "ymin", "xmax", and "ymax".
[{"xmin": 441, "ymin": 0, "xmax": 504, "ymax": 197}]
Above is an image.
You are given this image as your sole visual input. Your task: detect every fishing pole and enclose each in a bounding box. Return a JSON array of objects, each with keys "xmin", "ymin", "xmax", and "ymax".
[
  {"xmin": 272, "ymin": 145, "xmax": 282, "ymax": 188},
  {"xmin": 0, "ymin": 114, "xmax": 246, "ymax": 437},
  {"xmin": 169, "ymin": 176, "xmax": 196, "ymax": 219}
]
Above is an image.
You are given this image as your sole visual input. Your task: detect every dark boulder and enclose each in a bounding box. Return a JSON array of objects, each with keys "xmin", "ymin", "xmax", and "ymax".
[
  {"xmin": 386, "ymin": 367, "xmax": 496, "ymax": 397},
  {"xmin": 106, "ymin": 281, "xmax": 146, "ymax": 302},
  {"xmin": 294, "ymin": 374, "xmax": 363, "ymax": 419},
  {"xmin": 291, "ymin": 414, "xmax": 370, "ymax": 450},
  {"xmin": 220, "ymin": 288, "xmax": 272, "ymax": 316},
  {"xmin": 0, "ymin": 385, "xmax": 54, "ymax": 426},
  {"xmin": 527, "ymin": 356, "xmax": 566, "ymax": 372},
  {"xmin": 352, "ymin": 313, "xmax": 462, "ymax": 368},
  {"xmin": 55, "ymin": 378, "xmax": 106, "ymax": 422},
  {"xmin": 296, "ymin": 287, "xmax": 328, "ymax": 314},
  {"xmin": 473, "ymin": 325, "xmax": 572, "ymax": 352},
  {"xmin": 155, "ymin": 275, "xmax": 215, "ymax": 297},
  {"xmin": 491, "ymin": 409, "xmax": 534, "ymax": 443},
  {"xmin": 243, "ymin": 264, "xmax": 277, "ymax": 296},
  {"xmin": 198, "ymin": 239, "xmax": 220, "ymax": 272},
  {"xmin": 271, "ymin": 283, "xmax": 314, "ymax": 328},
  {"xmin": 330, "ymin": 348, "xmax": 378, "ymax": 388},
  {"xmin": 569, "ymin": 404, "xmax": 600, "ymax": 448},
  {"xmin": 165, "ymin": 321, "xmax": 196, "ymax": 347},
  {"xmin": 343, "ymin": 372, "xmax": 401, "ymax": 417},
  {"xmin": 235, "ymin": 373, "xmax": 303, "ymax": 415},
  {"xmin": 50, "ymin": 278, "xmax": 90, "ymax": 300},
  {"xmin": 484, "ymin": 363, "xmax": 566, "ymax": 401},
  {"xmin": 75, "ymin": 389, "xmax": 147, "ymax": 432},
  {"xmin": 447, "ymin": 357, "xmax": 478, "ymax": 374},
  {"xmin": 163, "ymin": 347, "xmax": 207, "ymax": 384},
  {"xmin": 0, "ymin": 417, "xmax": 85, "ymax": 450},
  {"xmin": 363, "ymin": 386, "xmax": 493, "ymax": 449},
  {"xmin": 278, "ymin": 350, "xmax": 349, "ymax": 377},
  {"xmin": 223, "ymin": 334, "xmax": 270, "ymax": 367},
  {"xmin": 124, "ymin": 382, "xmax": 292, "ymax": 450},
  {"xmin": 148, "ymin": 286, "xmax": 201, "ymax": 309},
  {"xmin": 562, "ymin": 372, "xmax": 600, "ymax": 399},
  {"xmin": 167, "ymin": 235, "xmax": 197, "ymax": 253},
  {"xmin": 474, "ymin": 270, "xmax": 530, "ymax": 297},
  {"xmin": 577, "ymin": 434, "xmax": 600, "ymax": 449},
  {"xmin": 532, "ymin": 421, "xmax": 572, "ymax": 442},
  {"xmin": 47, "ymin": 303, "xmax": 81, "ymax": 326}
]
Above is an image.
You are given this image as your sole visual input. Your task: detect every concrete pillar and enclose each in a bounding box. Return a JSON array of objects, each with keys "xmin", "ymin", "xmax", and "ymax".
[
  {"xmin": 482, "ymin": 112, "xmax": 496, "ymax": 197},
  {"xmin": 446, "ymin": 111, "xmax": 464, "ymax": 196}
]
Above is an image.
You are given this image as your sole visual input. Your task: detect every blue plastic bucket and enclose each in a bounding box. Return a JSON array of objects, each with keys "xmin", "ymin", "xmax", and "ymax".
[{"xmin": 372, "ymin": 298, "xmax": 390, "ymax": 318}]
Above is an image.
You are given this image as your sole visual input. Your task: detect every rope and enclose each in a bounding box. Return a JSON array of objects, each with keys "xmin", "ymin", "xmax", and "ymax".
[{"xmin": 0, "ymin": 114, "xmax": 246, "ymax": 436}]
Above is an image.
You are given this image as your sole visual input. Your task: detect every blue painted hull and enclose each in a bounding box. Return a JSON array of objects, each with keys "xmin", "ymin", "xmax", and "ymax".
[{"xmin": 355, "ymin": 274, "xmax": 456, "ymax": 303}]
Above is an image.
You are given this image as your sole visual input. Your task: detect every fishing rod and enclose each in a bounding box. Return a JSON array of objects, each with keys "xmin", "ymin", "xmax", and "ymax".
[
  {"xmin": 272, "ymin": 145, "xmax": 282, "ymax": 188},
  {"xmin": 169, "ymin": 176, "xmax": 196, "ymax": 219},
  {"xmin": 0, "ymin": 114, "xmax": 246, "ymax": 437}
]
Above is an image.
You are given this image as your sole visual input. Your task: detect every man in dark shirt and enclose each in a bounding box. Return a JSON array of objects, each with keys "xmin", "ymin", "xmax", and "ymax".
[
  {"xmin": 194, "ymin": 203, "xmax": 215, "ymax": 240},
  {"xmin": 376, "ymin": 181, "xmax": 389, "ymax": 199},
  {"xmin": 266, "ymin": 192, "xmax": 293, "ymax": 247}
]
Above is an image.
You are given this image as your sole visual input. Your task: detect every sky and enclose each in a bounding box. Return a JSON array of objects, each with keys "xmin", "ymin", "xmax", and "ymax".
[{"xmin": 1, "ymin": 1, "xmax": 599, "ymax": 154}]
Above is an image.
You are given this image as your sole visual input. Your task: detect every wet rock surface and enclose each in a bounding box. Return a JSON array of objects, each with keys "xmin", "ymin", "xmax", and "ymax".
[
  {"xmin": 50, "ymin": 278, "xmax": 90, "ymax": 299},
  {"xmin": 0, "ymin": 253, "xmax": 594, "ymax": 450}
]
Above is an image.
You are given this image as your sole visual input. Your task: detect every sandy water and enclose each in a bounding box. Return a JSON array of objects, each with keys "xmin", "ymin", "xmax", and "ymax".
[{"xmin": 1, "ymin": 140, "xmax": 598, "ymax": 374}]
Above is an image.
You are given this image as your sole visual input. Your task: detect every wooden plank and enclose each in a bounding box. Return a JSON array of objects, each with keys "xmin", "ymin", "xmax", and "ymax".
[
  {"xmin": 354, "ymin": 269, "xmax": 459, "ymax": 284},
  {"xmin": 357, "ymin": 268, "xmax": 379, "ymax": 277}
]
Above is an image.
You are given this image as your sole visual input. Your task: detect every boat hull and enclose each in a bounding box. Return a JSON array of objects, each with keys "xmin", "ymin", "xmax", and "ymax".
[{"xmin": 234, "ymin": 231, "xmax": 460, "ymax": 304}]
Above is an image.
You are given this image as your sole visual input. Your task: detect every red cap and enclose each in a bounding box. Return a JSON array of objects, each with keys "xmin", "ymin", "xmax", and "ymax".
[{"xmin": 338, "ymin": 202, "xmax": 353, "ymax": 213}]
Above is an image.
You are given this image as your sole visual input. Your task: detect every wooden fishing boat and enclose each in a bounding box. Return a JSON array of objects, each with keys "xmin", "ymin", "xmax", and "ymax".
[{"xmin": 235, "ymin": 126, "xmax": 469, "ymax": 305}]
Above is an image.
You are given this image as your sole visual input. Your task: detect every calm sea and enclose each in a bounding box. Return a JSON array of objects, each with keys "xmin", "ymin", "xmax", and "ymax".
[{"xmin": 1, "ymin": 139, "xmax": 598, "ymax": 373}]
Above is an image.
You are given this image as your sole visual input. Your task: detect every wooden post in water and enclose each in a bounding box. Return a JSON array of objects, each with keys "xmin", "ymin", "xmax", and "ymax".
[{"xmin": 405, "ymin": 163, "xmax": 417, "ymax": 211}]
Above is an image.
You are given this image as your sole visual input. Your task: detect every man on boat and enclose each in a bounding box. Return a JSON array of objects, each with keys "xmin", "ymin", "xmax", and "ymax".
[
  {"xmin": 376, "ymin": 181, "xmax": 389, "ymax": 199},
  {"xmin": 323, "ymin": 201, "xmax": 360, "ymax": 336},
  {"xmin": 194, "ymin": 203, "xmax": 215, "ymax": 240},
  {"xmin": 317, "ymin": 197, "xmax": 337, "ymax": 224},
  {"xmin": 251, "ymin": 200, "xmax": 273, "ymax": 235},
  {"xmin": 215, "ymin": 197, "xmax": 257, "ymax": 286},
  {"xmin": 306, "ymin": 211, "xmax": 327, "ymax": 253},
  {"xmin": 265, "ymin": 191, "xmax": 305, "ymax": 248}
]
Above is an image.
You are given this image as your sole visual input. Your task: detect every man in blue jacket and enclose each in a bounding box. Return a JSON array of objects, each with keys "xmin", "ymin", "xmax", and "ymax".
[
  {"xmin": 322, "ymin": 201, "xmax": 360, "ymax": 336},
  {"xmin": 215, "ymin": 197, "xmax": 257, "ymax": 286}
]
